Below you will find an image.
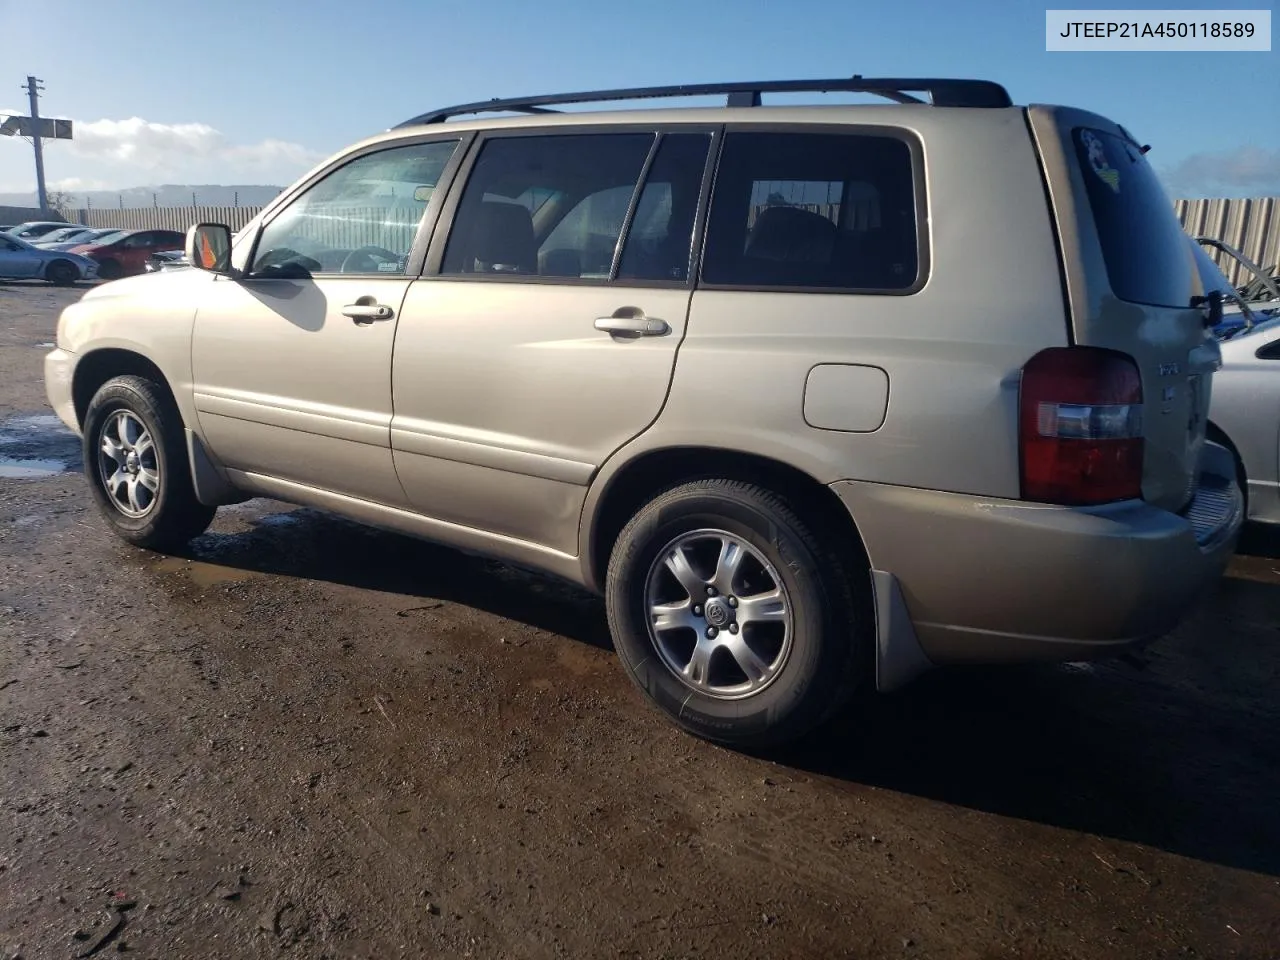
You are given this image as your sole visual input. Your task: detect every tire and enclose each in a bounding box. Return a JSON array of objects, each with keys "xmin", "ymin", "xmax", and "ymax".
[
  {"xmin": 44, "ymin": 259, "xmax": 78, "ymax": 286},
  {"xmin": 606, "ymin": 479, "xmax": 869, "ymax": 749},
  {"xmin": 82, "ymin": 375, "xmax": 216, "ymax": 550},
  {"xmin": 96, "ymin": 259, "xmax": 121, "ymax": 281}
]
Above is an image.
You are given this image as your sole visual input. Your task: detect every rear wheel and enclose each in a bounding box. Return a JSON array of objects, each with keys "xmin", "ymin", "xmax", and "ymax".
[
  {"xmin": 44, "ymin": 259, "xmax": 78, "ymax": 286},
  {"xmin": 96, "ymin": 259, "xmax": 121, "ymax": 281},
  {"xmin": 605, "ymin": 479, "xmax": 869, "ymax": 748},
  {"xmin": 82, "ymin": 375, "xmax": 215, "ymax": 550}
]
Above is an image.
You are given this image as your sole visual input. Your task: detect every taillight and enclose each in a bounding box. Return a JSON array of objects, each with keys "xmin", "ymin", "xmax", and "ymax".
[{"xmin": 1019, "ymin": 347, "xmax": 1144, "ymax": 505}]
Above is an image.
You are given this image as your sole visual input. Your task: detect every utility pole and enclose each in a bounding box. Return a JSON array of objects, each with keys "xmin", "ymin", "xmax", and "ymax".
[{"xmin": 25, "ymin": 76, "xmax": 48, "ymax": 211}]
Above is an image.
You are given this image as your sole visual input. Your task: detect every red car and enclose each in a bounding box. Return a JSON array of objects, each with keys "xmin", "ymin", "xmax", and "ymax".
[{"xmin": 67, "ymin": 228, "xmax": 186, "ymax": 280}]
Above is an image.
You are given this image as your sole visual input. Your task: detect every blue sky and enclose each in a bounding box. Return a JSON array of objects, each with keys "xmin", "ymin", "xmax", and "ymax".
[{"xmin": 0, "ymin": 0, "xmax": 1275, "ymax": 199}]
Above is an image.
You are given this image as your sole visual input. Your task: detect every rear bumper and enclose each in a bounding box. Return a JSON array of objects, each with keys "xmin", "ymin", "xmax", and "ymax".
[{"xmin": 833, "ymin": 441, "xmax": 1242, "ymax": 665}]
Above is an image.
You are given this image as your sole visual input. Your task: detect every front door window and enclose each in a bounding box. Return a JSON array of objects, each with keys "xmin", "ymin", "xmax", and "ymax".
[{"xmin": 251, "ymin": 140, "xmax": 461, "ymax": 278}]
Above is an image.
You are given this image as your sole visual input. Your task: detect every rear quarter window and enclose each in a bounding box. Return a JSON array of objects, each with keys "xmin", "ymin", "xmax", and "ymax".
[
  {"xmin": 1074, "ymin": 127, "xmax": 1192, "ymax": 309},
  {"xmin": 701, "ymin": 131, "xmax": 922, "ymax": 292}
]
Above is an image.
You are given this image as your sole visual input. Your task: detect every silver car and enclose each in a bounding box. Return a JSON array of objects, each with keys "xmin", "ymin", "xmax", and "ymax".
[
  {"xmin": 1206, "ymin": 316, "xmax": 1280, "ymax": 526},
  {"xmin": 0, "ymin": 231, "xmax": 98, "ymax": 285},
  {"xmin": 44, "ymin": 76, "xmax": 1243, "ymax": 746}
]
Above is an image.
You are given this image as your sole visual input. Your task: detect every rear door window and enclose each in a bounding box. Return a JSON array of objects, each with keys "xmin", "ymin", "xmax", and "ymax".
[
  {"xmin": 1074, "ymin": 127, "xmax": 1193, "ymax": 309},
  {"xmin": 701, "ymin": 131, "xmax": 922, "ymax": 292}
]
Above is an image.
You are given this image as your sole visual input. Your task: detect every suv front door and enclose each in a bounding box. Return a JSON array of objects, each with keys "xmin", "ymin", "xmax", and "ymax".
[
  {"xmin": 190, "ymin": 137, "xmax": 464, "ymax": 506},
  {"xmin": 392, "ymin": 129, "xmax": 714, "ymax": 553}
]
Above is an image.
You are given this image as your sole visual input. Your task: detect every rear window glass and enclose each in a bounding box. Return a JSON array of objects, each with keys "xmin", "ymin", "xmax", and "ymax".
[{"xmin": 1074, "ymin": 127, "xmax": 1192, "ymax": 308}]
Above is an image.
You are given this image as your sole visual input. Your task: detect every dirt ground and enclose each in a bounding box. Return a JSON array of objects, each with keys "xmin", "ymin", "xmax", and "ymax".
[{"xmin": 1, "ymin": 282, "xmax": 1278, "ymax": 960}]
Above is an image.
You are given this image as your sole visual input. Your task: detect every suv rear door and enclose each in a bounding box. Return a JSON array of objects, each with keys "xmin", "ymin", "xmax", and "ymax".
[
  {"xmin": 1028, "ymin": 106, "xmax": 1219, "ymax": 512},
  {"xmin": 391, "ymin": 128, "xmax": 714, "ymax": 554}
]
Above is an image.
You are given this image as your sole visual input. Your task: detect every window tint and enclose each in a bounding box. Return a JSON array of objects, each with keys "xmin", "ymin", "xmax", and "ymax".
[
  {"xmin": 440, "ymin": 134, "xmax": 654, "ymax": 280},
  {"xmin": 253, "ymin": 139, "xmax": 459, "ymax": 277},
  {"xmin": 617, "ymin": 133, "xmax": 711, "ymax": 282},
  {"xmin": 1074, "ymin": 127, "xmax": 1193, "ymax": 308},
  {"xmin": 702, "ymin": 132, "xmax": 919, "ymax": 291}
]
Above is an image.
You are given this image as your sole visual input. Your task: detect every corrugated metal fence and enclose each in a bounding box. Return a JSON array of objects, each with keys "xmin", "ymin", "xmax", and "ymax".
[
  {"xmin": 66, "ymin": 206, "xmax": 264, "ymax": 233},
  {"xmin": 1176, "ymin": 197, "xmax": 1279, "ymax": 287},
  {"xmin": 54, "ymin": 196, "xmax": 1280, "ymax": 285}
]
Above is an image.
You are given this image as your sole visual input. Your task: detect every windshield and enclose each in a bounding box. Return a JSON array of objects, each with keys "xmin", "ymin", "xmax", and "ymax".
[{"xmin": 86, "ymin": 231, "xmax": 128, "ymax": 245}]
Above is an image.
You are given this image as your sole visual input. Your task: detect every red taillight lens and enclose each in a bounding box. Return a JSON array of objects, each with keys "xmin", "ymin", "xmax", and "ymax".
[{"xmin": 1019, "ymin": 347, "xmax": 1144, "ymax": 505}]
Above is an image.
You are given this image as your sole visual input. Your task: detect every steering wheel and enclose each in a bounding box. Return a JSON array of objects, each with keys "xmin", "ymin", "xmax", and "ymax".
[{"xmin": 340, "ymin": 245, "xmax": 400, "ymax": 274}]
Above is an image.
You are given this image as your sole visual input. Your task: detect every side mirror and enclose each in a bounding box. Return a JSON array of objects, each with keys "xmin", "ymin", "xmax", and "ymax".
[{"xmin": 186, "ymin": 223, "xmax": 233, "ymax": 273}]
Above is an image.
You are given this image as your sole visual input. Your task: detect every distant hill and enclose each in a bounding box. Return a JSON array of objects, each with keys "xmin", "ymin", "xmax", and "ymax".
[{"xmin": 0, "ymin": 184, "xmax": 284, "ymax": 209}]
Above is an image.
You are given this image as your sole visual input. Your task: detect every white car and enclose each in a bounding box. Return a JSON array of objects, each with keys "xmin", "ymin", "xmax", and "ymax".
[
  {"xmin": 0, "ymin": 232, "xmax": 99, "ymax": 285},
  {"xmin": 32, "ymin": 226, "xmax": 99, "ymax": 248},
  {"xmin": 6, "ymin": 220, "xmax": 76, "ymax": 241}
]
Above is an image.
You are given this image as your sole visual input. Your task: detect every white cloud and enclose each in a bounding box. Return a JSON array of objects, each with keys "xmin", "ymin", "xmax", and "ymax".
[
  {"xmin": 64, "ymin": 116, "xmax": 327, "ymax": 184},
  {"xmin": 1161, "ymin": 146, "xmax": 1280, "ymax": 198},
  {"xmin": 1, "ymin": 113, "xmax": 327, "ymax": 191}
]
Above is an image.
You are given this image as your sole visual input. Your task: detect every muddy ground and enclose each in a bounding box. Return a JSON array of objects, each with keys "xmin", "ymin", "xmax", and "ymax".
[{"xmin": 1, "ymin": 281, "xmax": 1278, "ymax": 959}]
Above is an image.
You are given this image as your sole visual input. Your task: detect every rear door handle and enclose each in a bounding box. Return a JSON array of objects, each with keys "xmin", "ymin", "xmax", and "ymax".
[
  {"xmin": 594, "ymin": 315, "xmax": 669, "ymax": 337},
  {"xmin": 343, "ymin": 301, "xmax": 395, "ymax": 324}
]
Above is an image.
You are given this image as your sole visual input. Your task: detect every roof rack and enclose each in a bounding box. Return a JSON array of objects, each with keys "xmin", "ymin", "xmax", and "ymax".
[{"xmin": 394, "ymin": 76, "xmax": 1013, "ymax": 127}]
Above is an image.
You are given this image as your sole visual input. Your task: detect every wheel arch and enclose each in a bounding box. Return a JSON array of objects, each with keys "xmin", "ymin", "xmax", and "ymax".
[
  {"xmin": 71, "ymin": 348, "xmax": 174, "ymax": 431},
  {"xmin": 582, "ymin": 445, "xmax": 871, "ymax": 595},
  {"xmin": 1206, "ymin": 420, "xmax": 1249, "ymax": 511},
  {"xmin": 42, "ymin": 257, "xmax": 77, "ymax": 283}
]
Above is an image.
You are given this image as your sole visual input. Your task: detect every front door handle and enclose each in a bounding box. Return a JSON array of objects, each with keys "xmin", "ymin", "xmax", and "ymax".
[
  {"xmin": 343, "ymin": 301, "xmax": 395, "ymax": 324},
  {"xmin": 594, "ymin": 314, "xmax": 669, "ymax": 338}
]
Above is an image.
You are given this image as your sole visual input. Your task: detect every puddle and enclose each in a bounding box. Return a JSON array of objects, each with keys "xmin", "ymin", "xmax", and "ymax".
[
  {"xmin": 0, "ymin": 458, "xmax": 70, "ymax": 479},
  {"xmin": 153, "ymin": 556, "xmax": 261, "ymax": 587},
  {"xmin": 0, "ymin": 411, "xmax": 80, "ymax": 478}
]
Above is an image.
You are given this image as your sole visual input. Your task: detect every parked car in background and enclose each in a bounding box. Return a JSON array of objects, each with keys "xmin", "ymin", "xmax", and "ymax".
[
  {"xmin": 32, "ymin": 226, "xmax": 94, "ymax": 248},
  {"xmin": 33, "ymin": 226, "xmax": 96, "ymax": 247},
  {"xmin": 44, "ymin": 76, "xmax": 1243, "ymax": 747},
  {"xmin": 144, "ymin": 249, "xmax": 189, "ymax": 273},
  {"xmin": 1189, "ymin": 237, "xmax": 1260, "ymax": 339},
  {"xmin": 0, "ymin": 224, "xmax": 15, "ymax": 234},
  {"xmin": 6, "ymin": 220, "xmax": 73, "ymax": 240},
  {"xmin": 38, "ymin": 227, "xmax": 127, "ymax": 253},
  {"xmin": 1206, "ymin": 314, "xmax": 1280, "ymax": 526},
  {"xmin": 1196, "ymin": 236, "xmax": 1280, "ymax": 318},
  {"xmin": 66, "ymin": 228, "xmax": 186, "ymax": 280},
  {"xmin": 0, "ymin": 231, "xmax": 98, "ymax": 285}
]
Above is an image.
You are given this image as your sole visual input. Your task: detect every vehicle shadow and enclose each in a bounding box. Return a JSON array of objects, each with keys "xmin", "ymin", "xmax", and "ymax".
[
  {"xmin": 786, "ymin": 567, "xmax": 1280, "ymax": 878},
  {"xmin": 183, "ymin": 502, "xmax": 612, "ymax": 650},
  {"xmin": 1237, "ymin": 520, "xmax": 1280, "ymax": 559},
  {"xmin": 180, "ymin": 502, "xmax": 1280, "ymax": 878}
]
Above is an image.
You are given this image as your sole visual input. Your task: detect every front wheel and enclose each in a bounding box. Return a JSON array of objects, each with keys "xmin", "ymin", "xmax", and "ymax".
[
  {"xmin": 44, "ymin": 259, "xmax": 78, "ymax": 286},
  {"xmin": 605, "ymin": 479, "xmax": 869, "ymax": 748},
  {"xmin": 82, "ymin": 375, "xmax": 216, "ymax": 550},
  {"xmin": 96, "ymin": 259, "xmax": 121, "ymax": 281}
]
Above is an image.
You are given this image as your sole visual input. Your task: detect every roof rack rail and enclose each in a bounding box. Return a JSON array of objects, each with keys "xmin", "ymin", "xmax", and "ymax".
[{"xmin": 394, "ymin": 76, "xmax": 1013, "ymax": 127}]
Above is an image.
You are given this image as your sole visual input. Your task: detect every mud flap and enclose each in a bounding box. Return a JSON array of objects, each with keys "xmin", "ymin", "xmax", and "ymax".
[
  {"xmin": 872, "ymin": 569, "xmax": 934, "ymax": 692},
  {"xmin": 186, "ymin": 428, "xmax": 249, "ymax": 506}
]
